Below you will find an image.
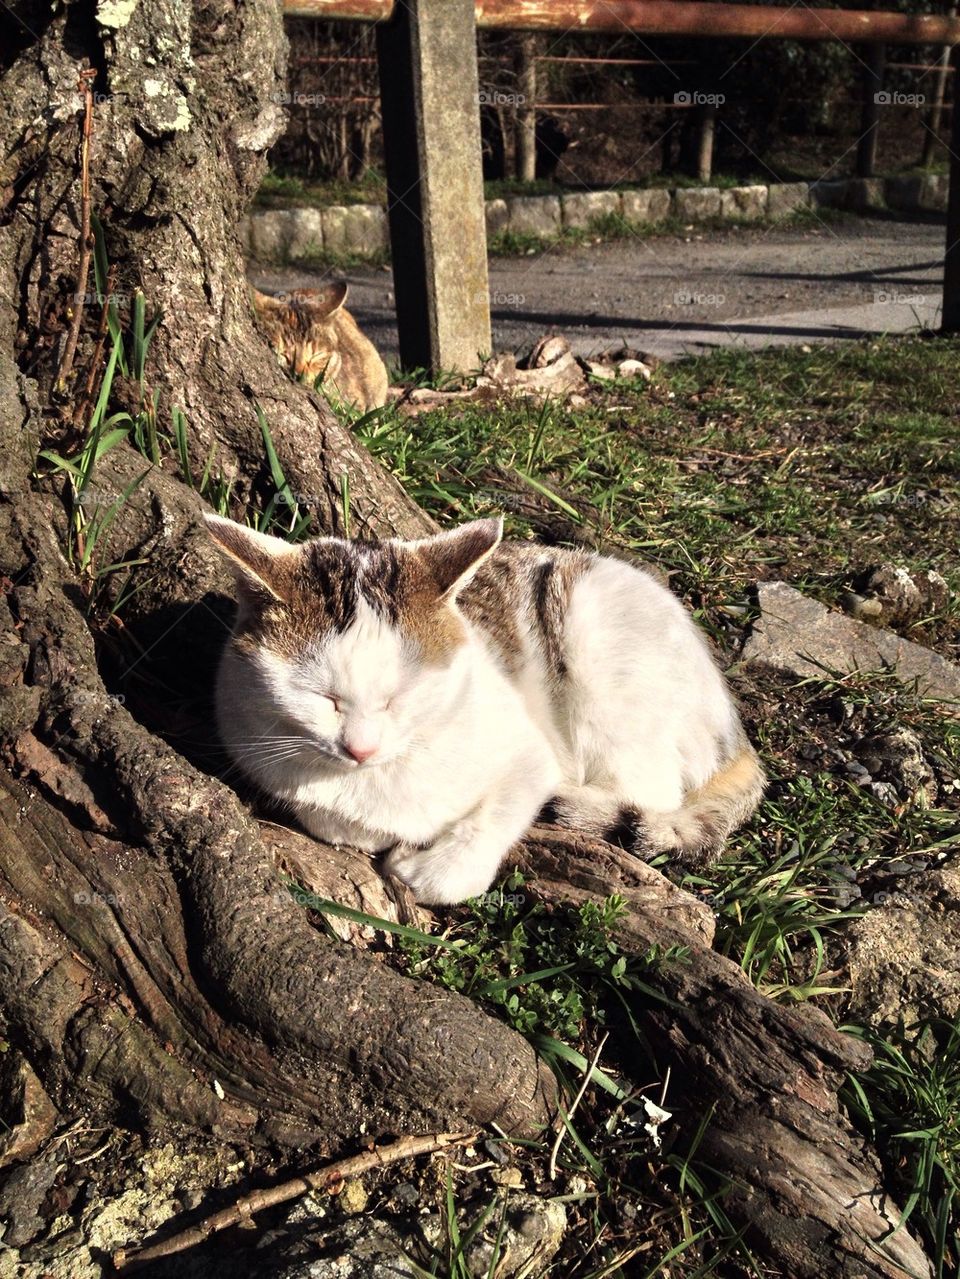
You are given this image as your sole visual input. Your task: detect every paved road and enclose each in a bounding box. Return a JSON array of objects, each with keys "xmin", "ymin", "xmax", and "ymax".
[{"xmin": 250, "ymin": 213, "xmax": 945, "ymax": 364}]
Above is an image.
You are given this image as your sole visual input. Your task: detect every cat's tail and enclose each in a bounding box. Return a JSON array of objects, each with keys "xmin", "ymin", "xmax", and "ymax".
[{"xmin": 538, "ymin": 743, "xmax": 765, "ymax": 870}]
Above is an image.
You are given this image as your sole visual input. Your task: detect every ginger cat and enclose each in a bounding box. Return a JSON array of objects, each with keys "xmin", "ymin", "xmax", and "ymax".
[{"xmin": 252, "ymin": 283, "xmax": 389, "ymax": 412}]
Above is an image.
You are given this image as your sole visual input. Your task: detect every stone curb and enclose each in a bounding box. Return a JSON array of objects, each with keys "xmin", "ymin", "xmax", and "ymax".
[{"xmin": 244, "ymin": 175, "xmax": 948, "ymax": 265}]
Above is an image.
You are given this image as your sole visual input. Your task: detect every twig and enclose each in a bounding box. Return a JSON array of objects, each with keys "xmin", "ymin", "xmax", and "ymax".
[
  {"xmin": 113, "ymin": 1129, "xmax": 476, "ymax": 1271},
  {"xmin": 548, "ymin": 1032, "xmax": 608, "ymax": 1180},
  {"xmin": 72, "ymin": 262, "xmax": 116, "ymax": 428},
  {"xmin": 56, "ymin": 67, "xmax": 97, "ymax": 396}
]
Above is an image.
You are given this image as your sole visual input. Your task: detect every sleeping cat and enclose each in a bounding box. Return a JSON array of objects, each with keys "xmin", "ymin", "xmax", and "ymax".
[
  {"xmin": 252, "ymin": 283, "xmax": 389, "ymax": 411},
  {"xmin": 205, "ymin": 515, "xmax": 764, "ymax": 905}
]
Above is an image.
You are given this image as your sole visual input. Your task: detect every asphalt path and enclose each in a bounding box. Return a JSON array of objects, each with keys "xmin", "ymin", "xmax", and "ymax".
[{"xmin": 250, "ymin": 212, "xmax": 945, "ymax": 364}]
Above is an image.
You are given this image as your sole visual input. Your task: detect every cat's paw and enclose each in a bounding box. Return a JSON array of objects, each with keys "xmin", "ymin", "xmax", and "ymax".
[{"xmin": 383, "ymin": 841, "xmax": 498, "ymax": 906}]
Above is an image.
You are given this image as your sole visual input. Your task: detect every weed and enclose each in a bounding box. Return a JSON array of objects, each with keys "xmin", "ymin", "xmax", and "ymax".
[{"xmin": 842, "ymin": 1017, "xmax": 960, "ymax": 1278}]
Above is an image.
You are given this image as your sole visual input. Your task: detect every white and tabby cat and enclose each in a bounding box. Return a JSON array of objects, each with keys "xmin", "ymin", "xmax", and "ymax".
[{"xmin": 206, "ymin": 515, "xmax": 764, "ymax": 904}]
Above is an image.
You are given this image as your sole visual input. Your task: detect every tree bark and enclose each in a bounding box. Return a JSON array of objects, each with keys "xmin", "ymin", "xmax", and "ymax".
[{"xmin": 0, "ymin": 4, "xmax": 934, "ymax": 1276}]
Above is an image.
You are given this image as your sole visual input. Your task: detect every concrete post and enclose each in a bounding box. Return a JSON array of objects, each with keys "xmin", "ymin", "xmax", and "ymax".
[
  {"xmin": 376, "ymin": 0, "xmax": 492, "ymax": 373},
  {"xmin": 941, "ymin": 46, "xmax": 960, "ymax": 331}
]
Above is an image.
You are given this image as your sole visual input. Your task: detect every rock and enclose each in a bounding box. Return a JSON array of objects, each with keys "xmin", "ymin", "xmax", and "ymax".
[
  {"xmin": 322, "ymin": 204, "xmax": 389, "ymax": 258},
  {"xmin": 287, "ymin": 208, "xmax": 325, "ymax": 262},
  {"xmin": 621, "ymin": 187, "xmax": 672, "ymax": 224},
  {"xmin": 248, "ymin": 209, "xmax": 297, "ymax": 264},
  {"xmin": 270, "ymin": 1194, "xmax": 566, "ymax": 1279},
  {"xmin": 846, "ymin": 864, "xmax": 960, "ymax": 1024},
  {"xmin": 338, "ymin": 1178, "xmax": 369, "ymax": 1214},
  {"xmin": 422, "ymin": 1193, "xmax": 567, "ymax": 1278},
  {"xmin": 809, "ymin": 179, "xmax": 848, "ymax": 209},
  {"xmin": 868, "ymin": 780, "xmax": 901, "ymax": 808},
  {"xmin": 743, "ymin": 581, "xmax": 960, "ymax": 710},
  {"xmin": 271, "ymin": 1216, "xmax": 415, "ymax": 1278},
  {"xmin": 490, "ymin": 1165, "xmax": 524, "ymax": 1188},
  {"xmin": 485, "ymin": 197, "xmax": 509, "ymax": 238},
  {"xmin": 854, "ymin": 729, "xmax": 937, "ymax": 803},
  {"xmin": 674, "ymin": 187, "xmax": 722, "ymax": 221},
  {"xmin": 840, "ymin": 591, "xmax": 883, "ymax": 621},
  {"xmin": 561, "ymin": 190, "xmax": 621, "ymax": 229},
  {"xmin": 507, "ymin": 195, "xmax": 562, "ymax": 238},
  {"xmin": 767, "ymin": 181, "xmax": 811, "ymax": 219},
  {"xmin": 582, "ymin": 360, "xmax": 616, "ymax": 381},
  {"xmin": 719, "ymin": 185, "xmax": 767, "ymax": 221},
  {"xmin": 617, "ymin": 358, "xmax": 653, "ymax": 380},
  {"xmin": 885, "ymin": 172, "xmax": 949, "ymax": 214},
  {"xmin": 527, "ymin": 335, "xmax": 571, "ymax": 369},
  {"xmin": 850, "ymin": 565, "xmax": 950, "ymax": 628},
  {"xmin": 0, "ymin": 1157, "xmax": 61, "ymax": 1247}
]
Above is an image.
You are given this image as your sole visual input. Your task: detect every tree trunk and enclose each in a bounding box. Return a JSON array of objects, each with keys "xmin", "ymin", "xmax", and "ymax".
[{"xmin": 0, "ymin": 4, "xmax": 934, "ymax": 1276}]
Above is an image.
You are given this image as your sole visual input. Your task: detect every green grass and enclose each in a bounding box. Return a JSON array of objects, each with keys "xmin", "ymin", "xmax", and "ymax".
[
  {"xmin": 843, "ymin": 1018, "xmax": 960, "ymax": 1277},
  {"xmin": 352, "ymin": 333, "xmax": 960, "ymax": 1270}
]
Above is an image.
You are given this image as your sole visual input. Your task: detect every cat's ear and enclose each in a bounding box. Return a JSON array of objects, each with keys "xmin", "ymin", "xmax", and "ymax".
[
  {"xmin": 414, "ymin": 518, "xmax": 503, "ymax": 599},
  {"xmin": 251, "ymin": 288, "xmax": 285, "ymax": 318},
  {"xmin": 306, "ymin": 281, "xmax": 349, "ymax": 321},
  {"xmin": 203, "ymin": 514, "xmax": 299, "ymax": 603}
]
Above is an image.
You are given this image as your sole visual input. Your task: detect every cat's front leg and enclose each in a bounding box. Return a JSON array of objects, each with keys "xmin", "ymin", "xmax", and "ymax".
[{"xmin": 383, "ymin": 763, "xmax": 557, "ymax": 905}]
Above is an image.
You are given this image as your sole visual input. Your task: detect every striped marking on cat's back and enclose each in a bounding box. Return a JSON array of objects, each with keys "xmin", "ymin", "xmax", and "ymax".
[{"xmin": 460, "ymin": 545, "xmax": 591, "ymax": 676}]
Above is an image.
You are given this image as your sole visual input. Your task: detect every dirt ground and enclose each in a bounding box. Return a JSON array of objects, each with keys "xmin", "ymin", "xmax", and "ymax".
[{"xmin": 251, "ymin": 212, "xmax": 946, "ymax": 363}]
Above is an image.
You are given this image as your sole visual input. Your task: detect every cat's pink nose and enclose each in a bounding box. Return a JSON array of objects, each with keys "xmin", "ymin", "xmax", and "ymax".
[{"xmin": 346, "ymin": 742, "xmax": 377, "ymax": 764}]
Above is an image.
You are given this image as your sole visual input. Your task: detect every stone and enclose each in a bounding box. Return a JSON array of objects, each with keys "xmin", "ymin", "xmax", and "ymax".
[
  {"xmin": 321, "ymin": 204, "xmax": 389, "ymax": 258},
  {"xmin": 767, "ymin": 181, "xmax": 811, "ymax": 219},
  {"xmin": 886, "ymin": 172, "xmax": 949, "ymax": 213},
  {"xmin": 582, "ymin": 359, "xmax": 616, "ymax": 380},
  {"xmin": 485, "ymin": 197, "xmax": 509, "ymax": 238},
  {"xmin": 919, "ymin": 173, "xmax": 949, "ymax": 212},
  {"xmin": 270, "ymin": 1195, "xmax": 566, "ymax": 1279},
  {"xmin": 742, "ymin": 581, "xmax": 960, "ymax": 709},
  {"xmin": 719, "ymin": 185, "xmax": 768, "ymax": 221},
  {"xmin": 621, "ymin": 187, "xmax": 672, "ymax": 224},
  {"xmin": 674, "ymin": 187, "xmax": 722, "ymax": 221},
  {"xmin": 286, "ymin": 208, "xmax": 325, "ymax": 262},
  {"xmin": 561, "ymin": 190, "xmax": 621, "ymax": 229},
  {"xmin": 338, "ymin": 1178, "xmax": 369, "ymax": 1214},
  {"xmin": 851, "ymin": 564, "xmax": 950, "ymax": 628},
  {"xmin": 247, "ymin": 209, "xmax": 297, "ymax": 264},
  {"xmin": 507, "ymin": 195, "xmax": 562, "ymax": 238},
  {"xmin": 854, "ymin": 729, "xmax": 937, "ymax": 802},
  {"xmin": 617, "ymin": 358, "xmax": 653, "ymax": 380},
  {"xmin": 846, "ymin": 864, "xmax": 960, "ymax": 1024},
  {"xmin": 422, "ymin": 1193, "xmax": 567, "ymax": 1278},
  {"xmin": 809, "ymin": 179, "xmax": 848, "ymax": 209}
]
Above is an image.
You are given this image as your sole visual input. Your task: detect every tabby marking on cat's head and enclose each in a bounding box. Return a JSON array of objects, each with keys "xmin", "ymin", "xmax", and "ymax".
[
  {"xmin": 252, "ymin": 284, "xmax": 347, "ymax": 385},
  {"xmin": 204, "ymin": 514, "xmax": 502, "ymax": 768}
]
